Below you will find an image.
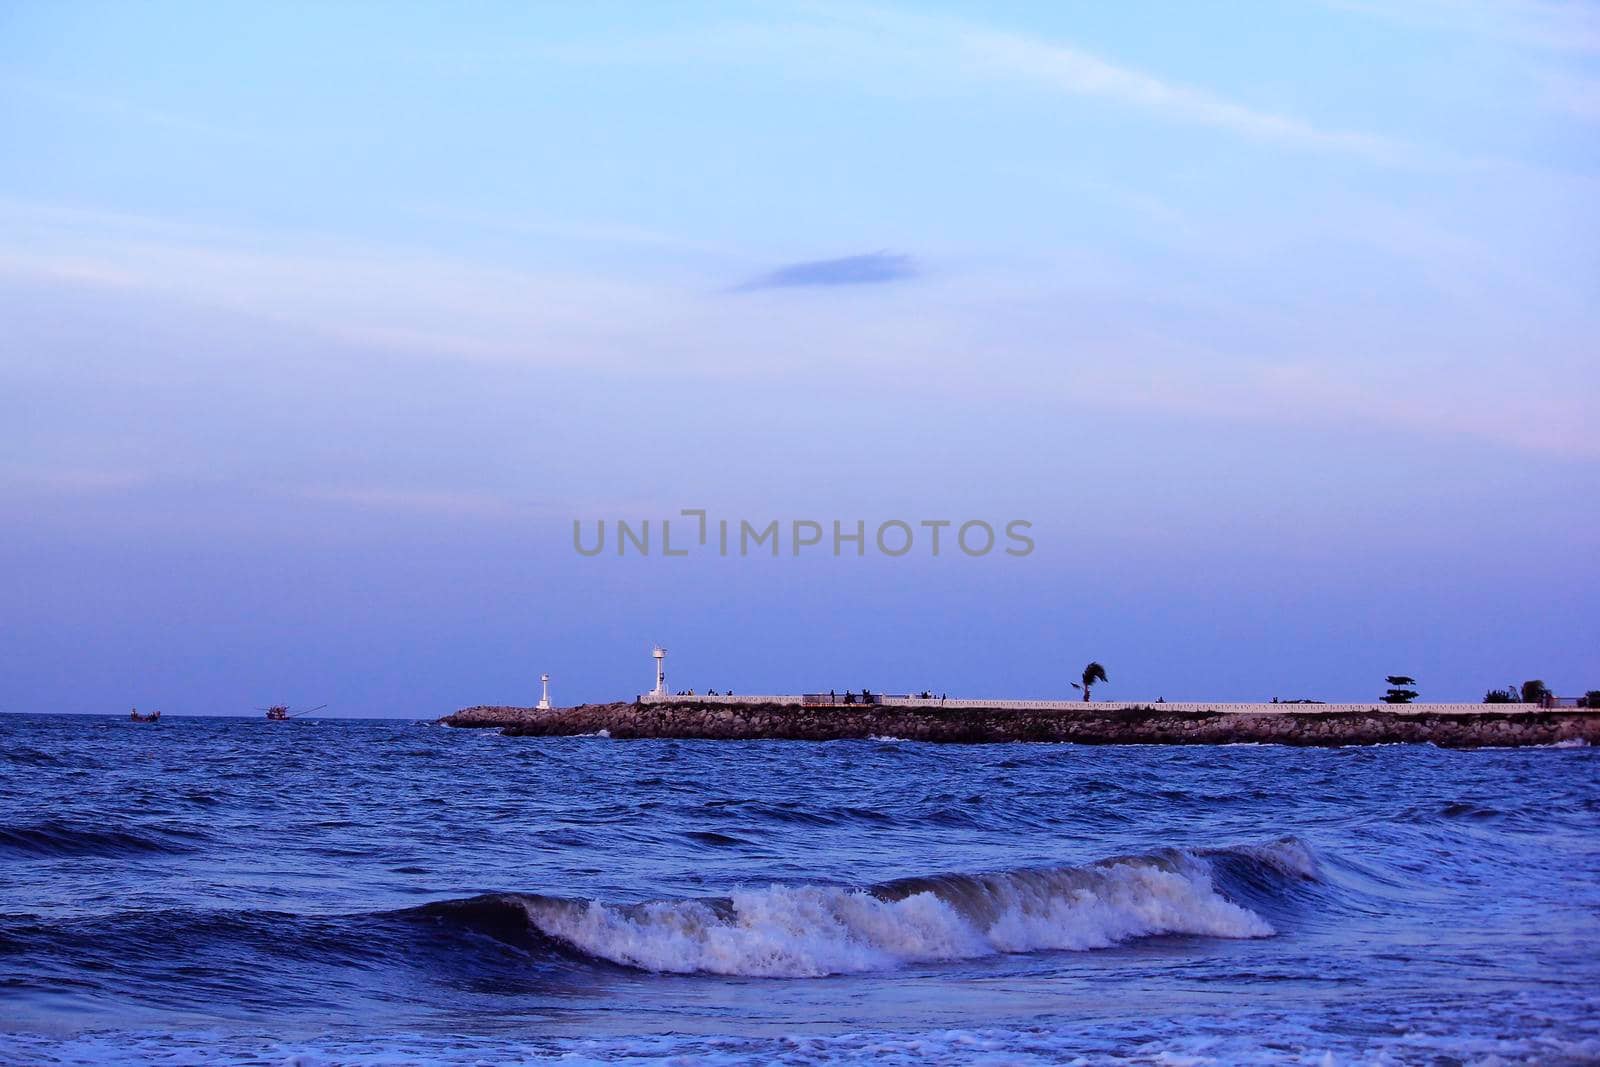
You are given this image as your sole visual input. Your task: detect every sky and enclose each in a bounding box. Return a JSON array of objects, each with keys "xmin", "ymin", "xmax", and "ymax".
[{"xmin": 1, "ymin": 0, "xmax": 1596, "ymax": 715}]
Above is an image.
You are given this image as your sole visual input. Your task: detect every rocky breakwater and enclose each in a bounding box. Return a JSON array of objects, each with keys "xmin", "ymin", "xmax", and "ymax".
[{"xmin": 439, "ymin": 701, "xmax": 1600, "ymax": 747}]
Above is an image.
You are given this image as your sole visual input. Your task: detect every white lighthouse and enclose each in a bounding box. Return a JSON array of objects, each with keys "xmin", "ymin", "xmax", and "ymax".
[
  {"xmin": 537, "ymin": 673, "xmax": 551, "ymax": 710},
  {"xmin": 652, "ymin": 646, "xmax": 668, "ymax": 697}
]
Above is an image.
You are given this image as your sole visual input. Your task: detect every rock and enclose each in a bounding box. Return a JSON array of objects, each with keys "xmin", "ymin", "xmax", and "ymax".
[{"xmin": 439, "ymin": 701, "xmax": 1600, "ymax": 748}]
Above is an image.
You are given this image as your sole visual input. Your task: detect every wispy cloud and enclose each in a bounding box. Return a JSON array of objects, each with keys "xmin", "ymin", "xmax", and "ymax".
[
  {"xmin": 0, "ymin": 199, "xmax": 677, "ymax": 368},
  {"xmin": 952, "ymin": 25, "xmax": 1401, "ymax": 160},
  {"xmin": 0, "ymin": 466, "xmax": 158, "ymax": 494},
  {"xmin": 2, "ymin": 189, "xmax": 1593, "ymax": 459},
  {"xmin": 0, "ymin": 76, "xmax": 248, "ymax": 142},
  {"xmin": 405, "ymin": 204, "xmax": 753, "ymax": 262},
  {"xmin": 1322, "ymin": 1, "xmax": 1600, "ymax": 128},
  {"xmin": 735, "ymin": 251, "xmax": 916, "ymax": 291},
  {"xmin": 1323, "ymin": 0, "xmax": 1600, "ymax": 55},
  {"xmin": 297, "ymin": 485, "xmax": 539, "ymax": 519},
  {"xmin": 548, "ymin": 6, "xmax": 1409, "ymax": 163}
]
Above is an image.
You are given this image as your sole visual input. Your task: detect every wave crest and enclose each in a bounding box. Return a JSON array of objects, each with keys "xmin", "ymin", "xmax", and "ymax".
[{"xmin": 507, "ymin": 845, "xmax": 1286, "ymax": 977}]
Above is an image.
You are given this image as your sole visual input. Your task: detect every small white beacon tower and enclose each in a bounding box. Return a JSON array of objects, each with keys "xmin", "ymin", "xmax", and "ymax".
[
  {"xmin": 652, "ymin": 646, "xmax": 668, "ymax": 697},
  {"xmin": 537, "ymin": 673, "xmax": 551, "ymax": 710}
]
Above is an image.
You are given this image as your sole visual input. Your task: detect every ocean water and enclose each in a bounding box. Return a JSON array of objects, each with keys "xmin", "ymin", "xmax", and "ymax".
[{"xmin": 1, "ymin": 716, "xmax": 1597, "ymax": 1066}]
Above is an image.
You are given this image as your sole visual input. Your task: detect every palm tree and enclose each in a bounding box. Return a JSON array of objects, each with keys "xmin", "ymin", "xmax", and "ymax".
[
  {"xmin": 1071, "ymin": 661, "xmax": 1108, "ymax": 702},
  {"xmin": 1382, "ymin": 675, "xmax": 1419, "ymax": 705}
]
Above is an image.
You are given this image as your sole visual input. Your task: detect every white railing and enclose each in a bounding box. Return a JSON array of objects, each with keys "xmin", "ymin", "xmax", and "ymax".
[{"xmin": 636, "ymin": 694, "xmax": 1553, "ymax": 715}]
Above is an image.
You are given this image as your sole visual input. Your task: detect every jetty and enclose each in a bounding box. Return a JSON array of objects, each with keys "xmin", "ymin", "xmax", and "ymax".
[
  {"xmin": 442, "ymin": 650, "xmax": 1596, "ymax": 747},
  {"xmin": 440, "ymin": 695, "xmax": 1599, "ymax": 748}
]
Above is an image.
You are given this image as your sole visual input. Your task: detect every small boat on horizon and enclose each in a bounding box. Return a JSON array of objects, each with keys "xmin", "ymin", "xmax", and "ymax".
[
  {"xmin": 129, "ymin": 708, "xmax": 161, "ymax": 723},
  {"xmin": 260, "ymin": 704, "xmax": 326, "ymax": 721}
]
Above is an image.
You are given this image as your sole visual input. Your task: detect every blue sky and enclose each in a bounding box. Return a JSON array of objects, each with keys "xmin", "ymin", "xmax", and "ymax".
[{"xmin": 1, "ymin": 1, "xmax": 1596, "ymax": 714}]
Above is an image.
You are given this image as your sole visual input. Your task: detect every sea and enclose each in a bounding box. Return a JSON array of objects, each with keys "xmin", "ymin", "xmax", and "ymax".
[{"xmin": 1, "ymin": 715, "xmax": 1596, "ymax": 1066}]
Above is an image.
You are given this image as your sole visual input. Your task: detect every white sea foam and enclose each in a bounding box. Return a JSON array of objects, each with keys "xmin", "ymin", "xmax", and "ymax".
[{"xmin": 517, "ymin": 854, "xmax": 1273, "ymax": 977}]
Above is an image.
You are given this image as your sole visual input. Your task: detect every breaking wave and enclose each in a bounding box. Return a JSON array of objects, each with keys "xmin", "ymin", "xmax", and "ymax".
[
  {"xmin": 430, "ymin": 840, "xmax": 1309, "ymax": 978},
  {"xmin": 1, "ymin": 839, "xmax": 1317, "ymax": 984}
]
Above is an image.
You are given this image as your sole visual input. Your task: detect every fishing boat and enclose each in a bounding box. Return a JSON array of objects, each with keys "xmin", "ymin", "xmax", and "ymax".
[
  {"xmin": 261, "ymin": 704, "xmax": 326, "ymax": 721},
  {"xmin": 129, "ymin": 708, "xmax": 161, "ymax": 723}
]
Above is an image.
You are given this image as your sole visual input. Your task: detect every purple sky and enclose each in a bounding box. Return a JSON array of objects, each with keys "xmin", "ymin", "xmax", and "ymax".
[{"xmin": 2, "ymin": 2, "xmax": 1596, "ymax": 714}]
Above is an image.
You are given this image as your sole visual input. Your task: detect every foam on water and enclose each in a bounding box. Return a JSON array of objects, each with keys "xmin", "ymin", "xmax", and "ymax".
[{"xmin": 515, "ymin": 848, "xmax": 1275, "ymax": 977}]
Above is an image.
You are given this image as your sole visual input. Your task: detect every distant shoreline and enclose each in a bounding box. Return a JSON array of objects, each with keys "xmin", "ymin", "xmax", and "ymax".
[{"xmin": 441, "ymin": 699, "xmax": 1599, "ymax": 748}]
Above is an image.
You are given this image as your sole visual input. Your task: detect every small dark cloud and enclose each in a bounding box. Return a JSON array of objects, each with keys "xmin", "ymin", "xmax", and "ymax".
[{"xmin": 735, "ymin": 251, "xmax": 917, "ymax": 291}]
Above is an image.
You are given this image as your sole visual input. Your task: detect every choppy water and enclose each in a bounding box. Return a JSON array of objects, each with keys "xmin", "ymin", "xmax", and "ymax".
[{"xmin": 1, "ymin": 716, "xmax": 1597, "ymax": 1065}]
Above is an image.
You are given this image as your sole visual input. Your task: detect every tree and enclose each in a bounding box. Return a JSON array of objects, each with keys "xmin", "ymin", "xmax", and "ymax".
[
  {"xmin": 1584, "ymin": 690, "xmax": 1600, "ymax": 710},
  {"xmin": 1071, "ymin": 661, "xmax": 1108, "ymax": 702},
  {"xmin": 1520, "ymin": 679, "xmax": 1551, "ymax": 707},
  {"xmin": 1483, "ymin": 686, "xmax": 1518, "ymax": 704},
  {"xmin": 1382, "ymin": 675, "xmax": 1419, "ymax": 704}
]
